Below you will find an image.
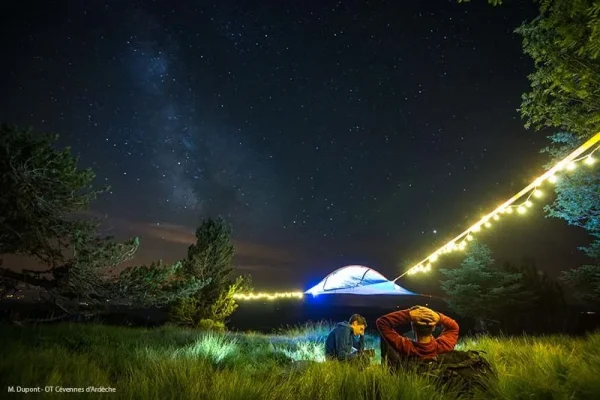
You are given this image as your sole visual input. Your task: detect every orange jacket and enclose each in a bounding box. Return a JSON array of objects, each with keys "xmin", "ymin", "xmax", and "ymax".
[{"xmin": 376, "ymin": 309, "xmax": 459, "ymax": 359}]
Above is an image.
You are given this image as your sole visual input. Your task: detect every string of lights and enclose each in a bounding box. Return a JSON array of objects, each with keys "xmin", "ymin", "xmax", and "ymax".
[
  {"xmin": 233, "ymin": 132, "xmax": 600, "ymax": 300},
  {"xmin": 393, "ymin": 132, "xmax": 600, "ymax": 281},
  {"xmin": 232, "ymin": 291, "xmax": 304, "ymax": 301}
]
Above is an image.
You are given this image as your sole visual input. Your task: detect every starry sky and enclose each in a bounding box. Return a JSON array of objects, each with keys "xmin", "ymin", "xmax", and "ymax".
[{"xmin": 0, "ymin": 0, "xmax": 594, "ymax": 294}]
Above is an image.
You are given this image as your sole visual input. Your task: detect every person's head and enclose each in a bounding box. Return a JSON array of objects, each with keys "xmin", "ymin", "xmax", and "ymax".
[
  {"xmin": 411, "ymin": 320, "xmax": 436, "ymax": 339},
  {"xmin": 409, "ymin": 306, "xmax": 437, "ymax": 340},
  {"xmin": 349, "ymin": 314, "xmax": 367, "ymax": 336}
]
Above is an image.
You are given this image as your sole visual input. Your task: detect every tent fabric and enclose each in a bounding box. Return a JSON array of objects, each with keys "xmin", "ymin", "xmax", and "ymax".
[{"xmin": 305, "ymin": 265, "xmax": 417, "ymax": 296}]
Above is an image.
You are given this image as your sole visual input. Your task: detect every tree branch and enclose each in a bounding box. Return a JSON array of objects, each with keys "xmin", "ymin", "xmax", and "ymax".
[{"xmin": 0, "ymin": 268, "xmax": 56, "ymax": 290}]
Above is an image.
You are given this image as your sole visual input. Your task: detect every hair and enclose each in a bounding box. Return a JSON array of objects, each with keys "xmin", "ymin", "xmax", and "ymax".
[
  {"xmin": 412, "ymin": 322, "xmax": 435, "ymax": 337},
  {"xmin": 349, "ymin": 314, "xmax": 367, "ymax": 327}
]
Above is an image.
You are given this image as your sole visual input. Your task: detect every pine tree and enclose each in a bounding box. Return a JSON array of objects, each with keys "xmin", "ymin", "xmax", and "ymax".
[
  {"xmin": 0, "ymin": 124, "xmax": 204, "ymax": 317},
  {"xmin": 169, "ymin": 217, "xmax": 251, "ymax": 327},
  {"xmin": 440, "ymin": 240, "xmax": 533, "ymax": 324}
]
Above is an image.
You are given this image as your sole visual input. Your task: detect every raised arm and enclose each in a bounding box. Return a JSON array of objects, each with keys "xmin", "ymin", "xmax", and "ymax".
[
  {"xmin": 435, "ymin": 313, "xmax": 459, "ymax": 352},
  {"xmin": 375, "ymin": 310, "xmax": 415, "ymax": 355}
]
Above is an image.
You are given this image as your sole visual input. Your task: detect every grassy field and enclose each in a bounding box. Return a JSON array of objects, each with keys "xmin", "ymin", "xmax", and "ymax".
[{"xmin": 1, "ymin": 321, "xmax": 600, "ymax": 399}]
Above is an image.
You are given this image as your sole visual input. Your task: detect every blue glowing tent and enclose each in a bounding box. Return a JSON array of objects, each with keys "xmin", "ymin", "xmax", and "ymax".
[{"xmin": 305, "ymin": 265, "xmax": 417, "ymax": 296}]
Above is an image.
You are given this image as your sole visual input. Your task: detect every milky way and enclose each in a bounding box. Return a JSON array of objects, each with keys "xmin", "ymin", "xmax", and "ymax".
[{"xmin": 1, "ymin": 0, "xmax": 593, "ymax": 290}]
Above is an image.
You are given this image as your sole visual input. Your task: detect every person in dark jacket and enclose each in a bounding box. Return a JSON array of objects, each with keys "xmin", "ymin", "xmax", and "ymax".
[
  {"xmin": 325, "ymin": 314, "xmax": 368, "ymax": 361},
  {"xmin": 376, "ymin": 305, "xmax": 459, "ymax": 360}
]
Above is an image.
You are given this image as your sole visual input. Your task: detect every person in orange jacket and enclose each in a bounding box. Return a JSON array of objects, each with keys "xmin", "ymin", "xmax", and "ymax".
[{"xmin": 376, "ymin": 305, "xmax": 459, "ymax": 359}]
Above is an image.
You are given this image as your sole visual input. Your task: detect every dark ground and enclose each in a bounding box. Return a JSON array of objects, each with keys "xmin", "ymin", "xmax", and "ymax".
[{"xmin": 2, "ymin": 296, "xmax": 599, "ymax": 336}]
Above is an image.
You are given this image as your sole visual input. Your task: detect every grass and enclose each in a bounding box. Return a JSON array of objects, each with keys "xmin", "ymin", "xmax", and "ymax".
[{"xmin": 1, "ymin": 321, "xmax": 600, "ymax": 399}]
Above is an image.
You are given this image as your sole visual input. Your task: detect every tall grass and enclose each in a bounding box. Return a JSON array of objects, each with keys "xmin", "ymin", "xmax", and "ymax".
[{"xmin": 1, "ymin": 322, "xmax": 599, "ymax": 399}]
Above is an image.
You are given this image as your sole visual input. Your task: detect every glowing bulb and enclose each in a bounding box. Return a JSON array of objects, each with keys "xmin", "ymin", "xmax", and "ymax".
[
  {"xmin": 430, "ymin": 253, "xmax": 438, "ymax": 262},
  {"xmin": 466, "ymin": 234, "xmax": 474, "ymax": 241},
  {"xmin": 505, "ymin": 207, "xmax": 513, "ymax": 214},
  {"xmin": 556, "ymin": 162, "xmax": 565, "ymax": 171},
  {"xmin": 585, "ymin": 156, "xmax": 595, "ymax": 165},
  {"xmin": 567, "ymin": 162, "xmax": 576, "ymax": 171},
  {"xmin": 424, "ymin": 264, "xmax": 432, "ymax": 272},
  {"xmin": 525, "ymin": 200, "xmax": 533, "ymax": 207},
  {"xmin": 493, "ymin": 214, "xmax": 500, "ymax": 220},
  {"xmin": 484, "ymin": 222, "xmax": 492, "ymax": 228},
  {"xmin": 548, "ymin": 175, "xmax": 558, "ymax": 183},
  {"xmin": 517, "ymin": 206, "xmax": 526, "ymax": 214},
  {"xmin": 472, "ymin": 225, "xmax": 481, "ymax": 232},
  {"xmin": 234, "ymin": 291, "xmax": 304, "ymax": 301},
  {"xmin": 533, "ymin": 190, "xmax": 543, "ymax": 198}
]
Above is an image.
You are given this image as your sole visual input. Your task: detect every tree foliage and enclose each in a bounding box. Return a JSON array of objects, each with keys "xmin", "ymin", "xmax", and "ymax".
[
  {"xmin": 0, "ymin": 124, "xmax": 204, "ymax": 316},
  {"xmin": 516, "ymin": 0, "xmax": 600, "ymax": 137},
  {"xmin": 560, "ymin": 264, "xmax": 600, "ymax": 309},
  {"xmin": 169, "ymin": 218, "xmax": 251, "ymax": 327},
  {"xmin": 0, "ymin": 124, "xmax": 103, "ymax": 266},
  {"xmin": 515, "ymin": 1, "xmax": 600, "ymax": 306},
  {"xmin": 503, "ymin": 258, "xmax": 568, "ymax": 331},
  {"xmin": 463, "ymin": 0, "xmax": 600, "ymax": 305},
  {"xmin": 540, "ymin": 133, "xmax": 600, "ymax": 256},
  {"xmin": 439, "ymin": 240, "xmax": 532, "ymax": 322}
]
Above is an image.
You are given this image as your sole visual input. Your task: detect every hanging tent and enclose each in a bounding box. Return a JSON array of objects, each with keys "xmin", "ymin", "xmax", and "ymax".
[{"xmin": 305, "ymin": 265, "xmax": 417, "ymax": 296}]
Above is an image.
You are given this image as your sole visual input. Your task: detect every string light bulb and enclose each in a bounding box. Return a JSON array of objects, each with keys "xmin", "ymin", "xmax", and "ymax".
[
  {"xmin": 233, "ymin": 291, "xmax": 304, "ymax": 301},
  {"xmin": 394, "ymin": 135, "xmax": 600, "ymax": 282}
]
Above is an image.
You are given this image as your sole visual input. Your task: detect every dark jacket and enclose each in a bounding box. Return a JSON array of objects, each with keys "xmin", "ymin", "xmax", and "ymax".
[
  {"xmin": 376, "ymin": 309, "xmax": 459, "ymax": 359},
  {"xmin": 325, "ymin": 321, "xmax": 365, "ymax": 361}
]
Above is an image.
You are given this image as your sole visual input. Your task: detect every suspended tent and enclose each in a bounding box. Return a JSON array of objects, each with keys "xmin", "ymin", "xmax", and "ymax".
[{"xmin": 305, "ymin": 265, "xmax": 417, "ymax": 296}]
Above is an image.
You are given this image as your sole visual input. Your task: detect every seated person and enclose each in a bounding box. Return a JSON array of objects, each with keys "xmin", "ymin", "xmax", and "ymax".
[
  {"xmin": 325, "ymin": 314, "xmax": 373, "ymax": 361},
  {"xmin": 376, "ymin": 305, "xmax": 459, "ymax": 361}
]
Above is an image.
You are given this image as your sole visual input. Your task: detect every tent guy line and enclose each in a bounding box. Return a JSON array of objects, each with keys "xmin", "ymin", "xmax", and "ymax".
[{"xmin": 233, "ymin": 132, "xmax": 600, "ymax": 301}]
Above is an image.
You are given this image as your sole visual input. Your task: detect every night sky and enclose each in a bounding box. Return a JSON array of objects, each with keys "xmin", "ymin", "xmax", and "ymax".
[{"xmin": 1, "ymin": 0, "xmax": 594, "ymax": 294}]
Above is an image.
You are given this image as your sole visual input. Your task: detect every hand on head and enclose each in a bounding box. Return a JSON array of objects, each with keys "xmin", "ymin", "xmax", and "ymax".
[{"xmin": 409, "ymin": 306, "xmax": 440, "ymax": 326}]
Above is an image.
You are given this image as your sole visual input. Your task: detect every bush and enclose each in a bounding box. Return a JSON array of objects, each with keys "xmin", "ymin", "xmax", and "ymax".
[{"xmin": 198, "ymin": 319, "xmax": 226, "ymax": 332}]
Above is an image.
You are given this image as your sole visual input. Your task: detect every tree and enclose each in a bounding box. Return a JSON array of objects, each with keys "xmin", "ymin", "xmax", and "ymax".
[
  {"xmin": 503, "ymin": 258, "xmax": 568, "ymax": 332},
  {"xmin": 516, "ymin": 1, "xmax": 600, "ymax": 308},
  {"xmin": 461, "ymin": 1, "xmax": 600, "ymax": 134},
  {"xmin": 0, "ymin": 124, "xmax": 102, "ymax": 266},
  {"xmin": 540, "ymin": 133, "xmax": 600, "ymax": 255},
  {"xmin": 516, "ymin": 0, "xmax": 600, "ymax": 137},
  {"xmin": 560, "ymin": 264, "xmax": 600, "ymax": 309},
  {"xmin": 0, "ymin": 124, "xmax": 205, "ymax": 317},
  {"xmin": 1, "ymin": 229, "xmax": 204, "ymax": 316},
  {"xmin": 169, "ymin": 217, "xmax": 251, "ymax": 327},
  {"xmin": 536, "ymin": 132, "xmax": 600, "ymax": 307},
  {"xmin": 439, "ymin": 240, "xmax": 532, "ymax": 325},
  {"xmin": 461, "ymin": 0, "xmax": 600, "ymax": 308}
]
